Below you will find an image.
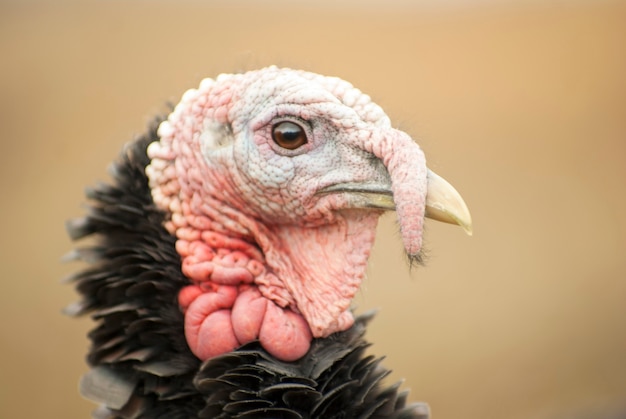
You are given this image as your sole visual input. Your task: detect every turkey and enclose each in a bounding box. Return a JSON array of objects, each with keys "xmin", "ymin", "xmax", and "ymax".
[{"xmin": 66, "ymin": 66, "xmax": 472, "ymax": 419}]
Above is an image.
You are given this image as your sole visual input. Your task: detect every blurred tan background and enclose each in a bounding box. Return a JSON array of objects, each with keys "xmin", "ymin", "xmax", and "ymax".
[{"xmin": 1, "ymin": 0, "xmax": 625, "ymax": 418}]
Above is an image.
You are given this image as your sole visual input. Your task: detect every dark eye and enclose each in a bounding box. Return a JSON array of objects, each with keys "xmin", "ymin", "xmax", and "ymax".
[{"xmin": 271, "ymin": 121, "xmax": 308, "ymax": 150}]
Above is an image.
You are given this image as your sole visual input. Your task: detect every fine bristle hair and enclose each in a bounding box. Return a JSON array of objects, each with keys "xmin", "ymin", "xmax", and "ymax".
[
  {"xmin": 405, "ymin": 236, "xmax": 428, "ymax": 271},
  {"xmin": 406, "ymin": 251, "xmax": 426, "ymax": 270}
]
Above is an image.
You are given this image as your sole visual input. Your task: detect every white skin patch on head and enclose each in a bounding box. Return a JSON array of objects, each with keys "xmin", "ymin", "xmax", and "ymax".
[{"xmin": 146, "ymin": 66, "xmax": 428, "ymax": 362}]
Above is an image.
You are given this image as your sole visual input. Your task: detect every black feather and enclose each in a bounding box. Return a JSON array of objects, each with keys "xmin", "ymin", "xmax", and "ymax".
[{"xmin": 67, "ymin": 118, "xmax": 430, "ymax": 418}]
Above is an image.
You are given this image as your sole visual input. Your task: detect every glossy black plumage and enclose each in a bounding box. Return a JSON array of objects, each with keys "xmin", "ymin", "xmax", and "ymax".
[{"xmin": 67, "ymin": 118, "xmax": 429, "ymax": 419}]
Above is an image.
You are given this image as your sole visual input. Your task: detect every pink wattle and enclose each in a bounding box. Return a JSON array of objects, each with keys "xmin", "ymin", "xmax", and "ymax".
[
  {"xmin": 183, "ymin": 285, "xmax": 238, "ymax": 360},
  {"xmin": 231, "ymin": 287, "xmax": 267, "ymax": 344},
  {"xmin": 259, "ymin": 301, "xmax": 312, "ymax": 362},
  {"xmin": 180, "ymin": 283, "xmax": 312, "ymax": 361}
]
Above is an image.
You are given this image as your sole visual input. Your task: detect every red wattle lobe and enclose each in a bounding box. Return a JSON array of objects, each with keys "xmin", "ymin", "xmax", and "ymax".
[{"xmin": 259, "ymin": 301, "xmax": 312, "ymax": 362}]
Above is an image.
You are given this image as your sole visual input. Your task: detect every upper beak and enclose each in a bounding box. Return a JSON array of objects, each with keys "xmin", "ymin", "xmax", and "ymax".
[
  {"xmin": 423, "ymin": 170, "xmax": 472, "ymax": 235},
  {"xmin": 317, "ymin": 169, "xmax": 472, "ymax": 235}
]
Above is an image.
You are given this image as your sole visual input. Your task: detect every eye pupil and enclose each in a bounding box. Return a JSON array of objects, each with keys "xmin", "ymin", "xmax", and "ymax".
[{"xmin": 272, "ymin": 121, "xmax": 308, "ymax": 150}]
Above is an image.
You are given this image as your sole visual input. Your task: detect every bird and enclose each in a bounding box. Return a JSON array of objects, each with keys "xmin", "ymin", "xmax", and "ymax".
[{"xmin": 66, "ymin": 66, "xmax": 472, "ymax": 419}]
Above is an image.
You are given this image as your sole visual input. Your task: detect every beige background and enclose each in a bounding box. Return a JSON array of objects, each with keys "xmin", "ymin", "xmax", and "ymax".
[{"xmin": 1, "ymin": 1, "xmax": 625, "ymax": 418}]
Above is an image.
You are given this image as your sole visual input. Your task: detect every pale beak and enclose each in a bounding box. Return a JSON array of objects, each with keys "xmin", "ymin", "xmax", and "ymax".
[
  {"xmin": 423, "ymin": 169, "xmax": 473, "ymax": 235},
  {"xmin": 317, "ymin": 169, "xmax": 472, "ymax": 235}
]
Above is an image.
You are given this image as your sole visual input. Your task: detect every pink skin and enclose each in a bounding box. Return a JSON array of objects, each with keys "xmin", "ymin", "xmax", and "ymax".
[
  {"xmin": 180, "ymin": 280, "xmax": 313, "ymax": 361},
  {"xmin": 146, "ymin": 67, "xmax": 428, "ymax": 362},
  {"xmin": 178, "ymin": 251, "xmax": 314, "ymax": 361},
  {"xmin": 259, "ymin": 301, "xmax": 312, "ymax": 361},
  {"xmin": 231, "ymin": 287, "xmax": 267, "ymax": 344},
  {"xmin": 183, "ymin": 285, "xmax": 238, "ymax": 359}
]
